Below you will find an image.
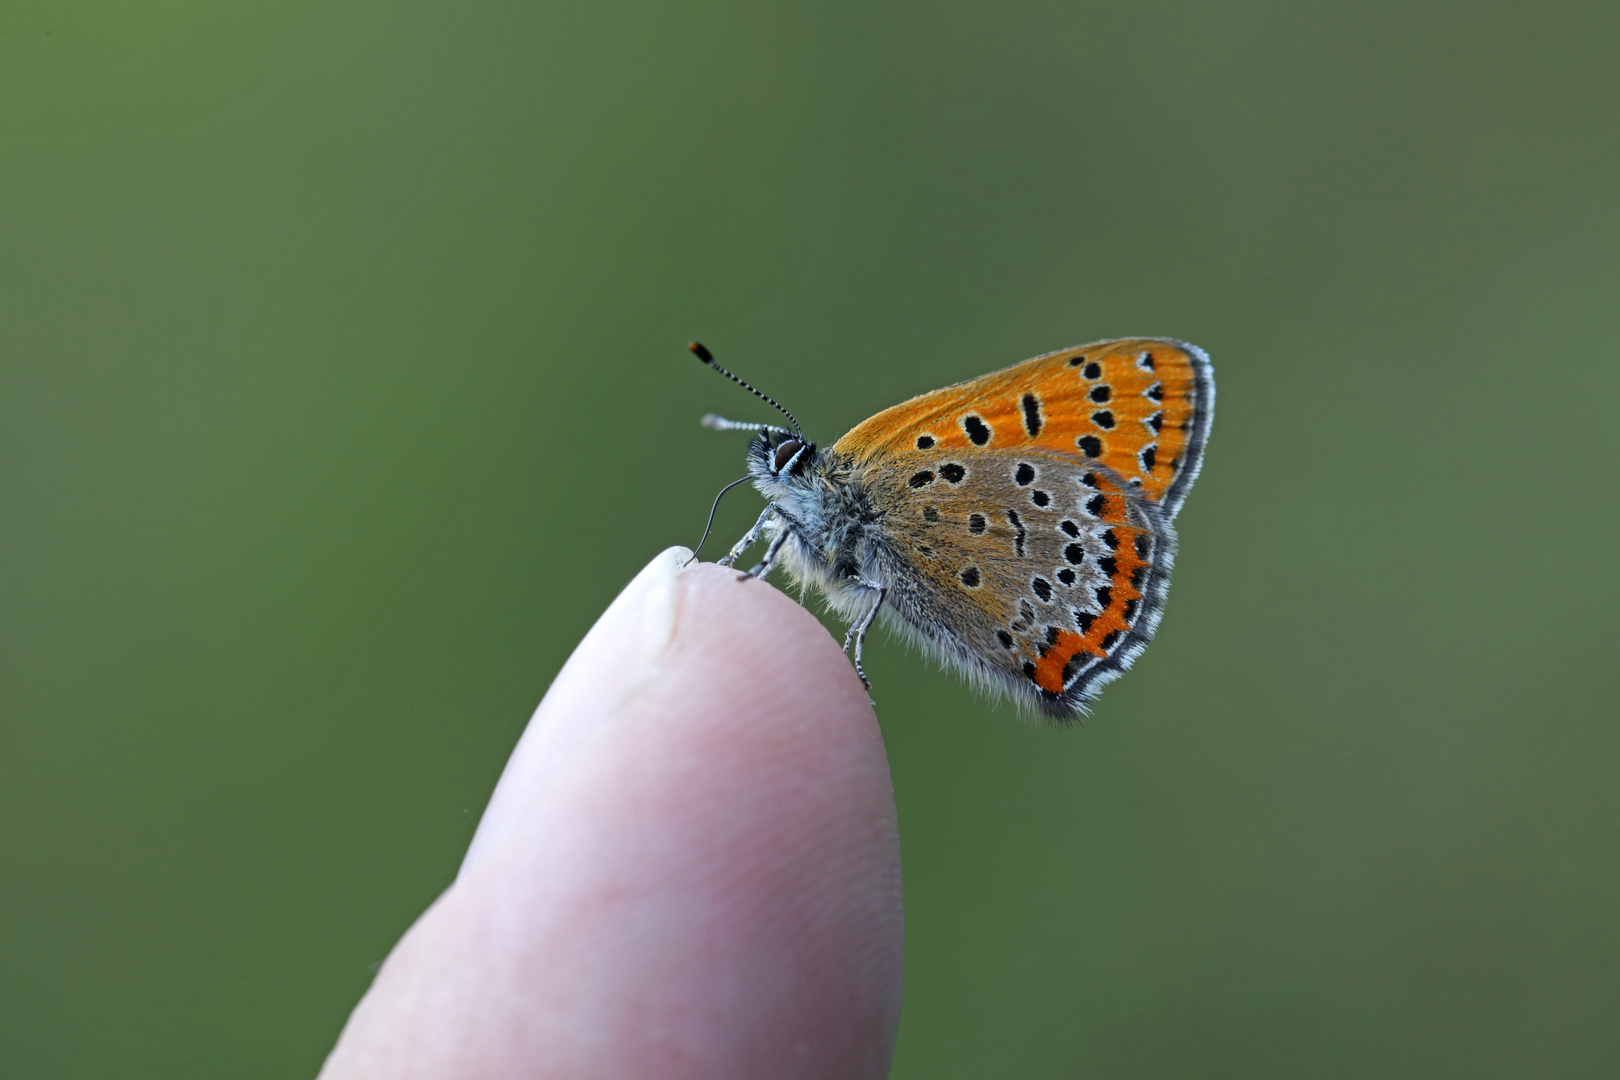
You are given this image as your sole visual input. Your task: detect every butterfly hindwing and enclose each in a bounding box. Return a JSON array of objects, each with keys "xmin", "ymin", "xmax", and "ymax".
[{"xmin": 865, "ymin": 449, "xmax": 1176, "ymax": 714}]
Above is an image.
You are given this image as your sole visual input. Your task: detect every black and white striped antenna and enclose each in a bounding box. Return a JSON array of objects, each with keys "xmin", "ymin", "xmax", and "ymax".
[{"xmin": 687, "ymin": 342, "xmax": 803, "ymax": 440}]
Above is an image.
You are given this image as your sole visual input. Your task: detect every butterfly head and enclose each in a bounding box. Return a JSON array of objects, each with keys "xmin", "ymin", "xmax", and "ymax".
[{"xmin": 747, "ymin": 428, "xmax": 818, "ymax": 491}]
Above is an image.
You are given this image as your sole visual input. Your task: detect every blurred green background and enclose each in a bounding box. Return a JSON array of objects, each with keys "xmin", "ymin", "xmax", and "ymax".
[{"xmin": 4, "ymin": 1, "xmax": 1618, "ymax": 1075}]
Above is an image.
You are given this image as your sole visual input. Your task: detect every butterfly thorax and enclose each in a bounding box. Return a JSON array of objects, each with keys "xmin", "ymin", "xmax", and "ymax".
[{"xmin": 744, "ymin": 434, "xmax": 890, "ymax": 613}]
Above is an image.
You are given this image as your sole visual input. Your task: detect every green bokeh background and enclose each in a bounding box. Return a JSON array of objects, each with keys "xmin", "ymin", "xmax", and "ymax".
[{"xmin": 4, "ymin": 2, "xmax": 1618, "ymax": 1075}]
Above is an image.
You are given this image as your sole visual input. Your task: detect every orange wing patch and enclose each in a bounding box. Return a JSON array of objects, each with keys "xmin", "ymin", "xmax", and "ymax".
[
  {"xmin": 1028, "ymin": 473, "xmax": 1154, "ymax": 695},
  {"xmin": 834, "ymin": 337, "xmax": 1213, "ymax": 519}
]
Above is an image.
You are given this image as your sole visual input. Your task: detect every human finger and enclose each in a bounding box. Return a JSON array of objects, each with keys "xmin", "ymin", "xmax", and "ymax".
[{"xmin": 319, "ymin": 548, "xmax": 904, "ymax": 1080}]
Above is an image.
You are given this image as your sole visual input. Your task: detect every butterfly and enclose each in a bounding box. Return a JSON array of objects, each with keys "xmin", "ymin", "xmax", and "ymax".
[{"xmin": 690, "ymin": 337, "xmax": 1214, "ymax": 718}]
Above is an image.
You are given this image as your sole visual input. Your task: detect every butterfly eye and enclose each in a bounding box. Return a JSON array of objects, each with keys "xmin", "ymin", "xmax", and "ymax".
[{"xmin": 772, "ymin": 438, "xmax": 804, "ymax": 472}]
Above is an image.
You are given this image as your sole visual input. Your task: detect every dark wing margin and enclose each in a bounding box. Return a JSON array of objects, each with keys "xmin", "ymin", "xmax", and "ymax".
[
  {"xmin": 1155, "ymin": 338, "xmax": 1214, "ymax": 521},
  {"xmin": 1038, "ymin": 490, "xmax": 1177, "ymax": 717}
]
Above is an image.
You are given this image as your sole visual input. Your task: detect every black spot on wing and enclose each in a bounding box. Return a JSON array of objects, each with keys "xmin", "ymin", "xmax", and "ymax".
[
  {"xmin": 1078, "ymin": 436, "xmax": 1102, "ymax": 458},
  {"xmin": 1021, "ymin": 393, "xmax": 1043, "ymax": 436},
  {"xmin": 962, "ymin": 415, "xmax": 991, "ymax": 445},
  {"xmin": 1031, "ymin": 490, "xmax": 1050, "ymax": 507},
  {"xmin": 915, "ymin": 434, "xmax": 935, "ymax": 449},
  {"xmin": 997, "ymin": 630, "xmax": 1014, "ymax": 648},
  {"xmin": 1089, "ymin": 384, "xmax": 1111, "ymax": 403},
  {"xmin": 968, "ymin": 512, "xmax": 987, "ymax": 535},
  {"xmin": 1015, "ymin": 600, "xmax": 1036, "ymax": 629},
  {"xmin": 1014, "ymin": 462, "xmax": 1035, "ymax": 485},
  {"xmin": 1032, "ymin": 577, "xmax": 1053, "ymax": 603},
  {"xmin": 940, "ymin": 462, "xmax": 966, "ymax": 483},
  {"xmin": 908, "ymin": 470, "xmax": 934, "ymax": 487},
  {"xmin": 1061, "ymin": 653, "xmax": 1091, "ymax": 685},
  {"xmin": 1091, "ymin": 410, "xmax": 1116, "ymax": 429},
  {"xmin": 959, "ymin": 567, "xmax": 981, "ymax": 587}
]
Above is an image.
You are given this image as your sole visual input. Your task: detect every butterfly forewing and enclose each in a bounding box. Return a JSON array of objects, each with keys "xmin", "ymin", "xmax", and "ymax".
[{"xmin": 834, "ymin": 337, "xmax": 1213, "ymax": 520}]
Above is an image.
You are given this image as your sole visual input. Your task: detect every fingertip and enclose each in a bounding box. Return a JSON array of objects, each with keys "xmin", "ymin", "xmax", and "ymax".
[
  {"xmin": 588, "ymin": 559, "xmax": 903, "ymax": 1075},
  {"xmin": 674, "ymin": 560, "xmax": 876, "ymax": 722},
  {"xmin": 325, "ymin": 551, "xmax": 903, "ymax": 1079}
]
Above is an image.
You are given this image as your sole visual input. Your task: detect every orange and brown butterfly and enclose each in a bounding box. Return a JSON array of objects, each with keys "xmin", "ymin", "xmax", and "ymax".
[{"xmin": 690, "ymin": 337, "xmax": 1214, "ymax": 718}]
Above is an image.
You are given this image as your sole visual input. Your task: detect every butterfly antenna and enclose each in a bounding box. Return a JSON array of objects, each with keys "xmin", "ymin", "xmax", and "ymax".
[
  {"xmin": 688, "ymin": 342, "xmax": 803, "ymax": 440},
  {"xmin": 686, "ymin": 475, "xmax": 753, "ymax": 567}
]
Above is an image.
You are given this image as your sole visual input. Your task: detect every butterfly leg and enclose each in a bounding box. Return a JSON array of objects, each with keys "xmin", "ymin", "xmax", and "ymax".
[
  {"xmin": 839, "ymin": 577, "xmax": 883, "ymax": 652},
  {"xmin": 841, "ymin": 577, "xmax": 887, "ymax": 690},
  {"xmin": 717, "ymin": 504, "xmax": 776, "ymax": 568},
  {"xmin": 744, "ymin": 528, "xmax": 790, "ymax": 581}
]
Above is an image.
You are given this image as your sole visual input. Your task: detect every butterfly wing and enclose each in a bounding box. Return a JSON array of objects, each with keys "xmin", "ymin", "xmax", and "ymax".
[
  {"xmin": 835, "ymin": 337, "xmax": 1213, "ymax": 519},
  {"xmin": 827, "ymin": 338, "xmax": 1211, "ymax": 716},
  {"xmin": 854, "ymin": 449, "xmax": 1175, "ymax": 716}
]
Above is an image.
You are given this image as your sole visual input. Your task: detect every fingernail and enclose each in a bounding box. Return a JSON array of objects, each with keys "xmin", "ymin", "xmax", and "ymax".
[
  {"xmin": 457, "ymin": 546, "xmax": 693, "ymax": 876},
  {"xmin": 520, "ymin": 544, "xmax": 692, "ymax": 740},
  {"xmin": 604, "ymin": 546, "xmax": 690, "ymax": 702}
]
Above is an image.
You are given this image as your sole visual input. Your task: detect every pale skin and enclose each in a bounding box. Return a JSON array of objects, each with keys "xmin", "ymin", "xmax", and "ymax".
[{"xmin": 318, "ymin": 548, "xmax": 905, "ymax": 1079}]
